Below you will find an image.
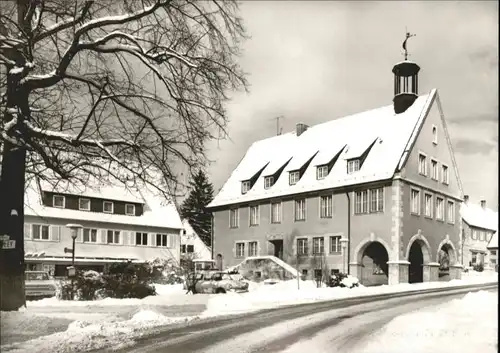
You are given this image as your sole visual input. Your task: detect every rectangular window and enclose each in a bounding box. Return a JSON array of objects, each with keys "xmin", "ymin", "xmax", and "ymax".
[
  {"xmin": 103, "ymin": 201, "xmax": 114, "ymax": 213},
  {"xmin": 53, "ymin": 195, "xmax": 65, "ymax": 208},
  {"xmin": 32, "ymin": 224, "xmax": 49, "ymax": 240},
  {"xmin": 249, "ymin": 205, "xmax": 260, "ymax": 226},
  {"xmin": 249, "ymin": 241, "xmax": 258, "ymax": 257},
  {"xmin": 472, "ymin": 230, "xmax": 478, "ymax": 240},
  {"xmin": 330, "ymin": 236, "xmax": 341, "ymax": 253},
  {"xmin": 236, "ymin": 242, "xmax": 245, "ymax": 258},
  {"xmin": 136, "ymin": 232, "xmax": 148, "ymax": 246},
  {"xmin": 229, "ymin": 208, "xmax": 239, "ymax": 228},
  {"xmin": 264, "ymin": 176, "xmax": 274, "ymax": 189},
  {"xmin": 271, "ymin": 202, "xmax": 282, "ymax": 223},
  {"xmin": 156, "ymin": 233, "xmax": 168, "ymax": 247},
  {"xmin": 107, "ymin": 230, "xmax": 120, "ymax": 244},
  {"xmin": 312, "ymin": 237, "xmax": 324, "ymax": 255},
  {"xmin": 418, "ymin": 153, "xmax": 427, "ymax": 176},
  {"xmin": 302, "ymin": 269, "xmax": 308, "ymax": 277},
  {"xmin": 294, "ymin": 199, "xmax": 306, "ymax": 221},
  {"xmin": 447, "ymin": 201, "xmax": 455, "ymax": 223},
  {"xmin": 370, "ymin": 188, "xmax": 384, "ymax": 212},
  {"xmin": 424, "ymin": 193, "xmax": 433, "ymax": 217},
  {"xmin": 431, "ymin": 159, "xmax": 438, "ymax": 180},
  {"xmin": 320, "ymin": 195, "xmax": 333, "ymax": 218},
  {"xmin": 479, "ymin": 231, "xmax": 485, "ymax": 241},
  {"xmin": 79, "ymin": 198, "xmax": 90, "ymax": 211},
  {"xmin": 125, "ymin": 204, "xmax": 135, "ymax": 216},
  {"xmin": 297, "ymin": 238, "xmax": 308, "ymax": 256},
  {"xmin": 491, "ymin": 250, "xmax": 497, "ymax": 256},
  {"xmin": 442, "ymin": 165, "xmax": 449, "ymax": 184},
  {"xmin": 187, "ymin": 245, "xmax": 194, "ymax": 253},
  {"xmin": 181, "ymin": 244, "xmax": 186, "ymax": 253},
  {"xmin": 354, "ymin": 190, "xmax": 368, "ymax": 214},
  {"xmin": 436, "ymin": 197, "xmax": 444, "ymax": 220},
  {"xmin": 316, "ymin": 165, "xmax": 328, "ymax": 180},
  {"xmin": 471, "ymin": 252, "xmax": 477, "ymax": 264},
  {"xmin": 411, "ymin": 189, "xmax": 421, "ymax": 215},
  {"xmin": 289, "ymin": 171, "xmax": 300, "ymax": 185},
  {"xmin": 241, "ymin": 180, "xmax": 251, "ymax": 194},
  {"xmin": 347, "ymin": 159, "xmax": 360, "ymax": 174},
  {"xmin": 83, "ymin": 228, "xmax": 97, "ymax": 243}
]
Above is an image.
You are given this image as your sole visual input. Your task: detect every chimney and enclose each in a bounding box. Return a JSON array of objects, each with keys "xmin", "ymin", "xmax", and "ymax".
[
  {"xmin": 296, "ymin": 123, "xmax": 309, "ymax": 137},
  {"xmin": 481, "ymin": 200, "xmax": 486, "ymax": 209},
  {"xmin": 463, "ymin": 195, "xmax": 469, "ymax": 204}
]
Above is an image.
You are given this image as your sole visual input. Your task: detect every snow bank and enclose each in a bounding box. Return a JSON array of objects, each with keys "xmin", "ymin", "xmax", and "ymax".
[
  {"xmin": 358, "ymin": 290, "xmax": 498, "ymax": 353},
  {"xmin": 2, "ymin": 309, "xmax": 198, "ymax": 353},
  {"xmin": 204, "ymin": 275, "xmax": 497, "ymax": 317}
]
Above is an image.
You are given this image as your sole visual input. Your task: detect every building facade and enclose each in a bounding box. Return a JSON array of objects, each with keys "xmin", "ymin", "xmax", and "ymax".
[
  {"xmin": 487, "ymin": 232, "xmax": 498, "ymax": 271},
  {"xmin": 181, "ymin": 219, "xmax": 212, "ymax": 261},
  {"xmin": 24, "ymin": 177, "xmax": 183, "ymax": 276},
  {"xmin": 460, "ymin": 197, "xmax": 498, "ymax": 269},
  {"xmin": 208, "ymin": 56, "xmax": 465, "ymax": 286}
]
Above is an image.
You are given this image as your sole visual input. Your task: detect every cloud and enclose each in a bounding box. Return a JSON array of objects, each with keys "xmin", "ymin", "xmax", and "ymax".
[
  {"xmin": 453, "ymin": 139, "xmax": 497, "ymax": 155},
  {"xmin": 204, "ymin": 1, "xmax": 498, "ymax": 209}
]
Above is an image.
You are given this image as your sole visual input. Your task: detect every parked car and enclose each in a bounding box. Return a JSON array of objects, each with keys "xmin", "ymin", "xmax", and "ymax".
[
  {"xmin": 185, "ymin": 271, "xmax": 249, "ymax": 294},
  {"xmin": 25, "ymin": 271, "xmax": 57, "ymax": 299}
]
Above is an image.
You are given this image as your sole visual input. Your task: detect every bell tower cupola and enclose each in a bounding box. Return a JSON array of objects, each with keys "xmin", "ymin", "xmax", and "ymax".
[{"xmin": 392, "ymin": 31, "xmax": 420, "ymax": 114}]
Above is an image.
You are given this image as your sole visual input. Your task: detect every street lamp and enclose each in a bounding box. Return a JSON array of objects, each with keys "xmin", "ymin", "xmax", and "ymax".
[{"xmin": 65, "ymin": 224, "xmax": 82, "ymax": 299}]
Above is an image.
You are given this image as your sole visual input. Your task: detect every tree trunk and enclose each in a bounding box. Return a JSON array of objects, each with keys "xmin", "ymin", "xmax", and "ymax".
[{"xmin": 0, "ymin": 143, "xmax": 27, "ymax": 311}]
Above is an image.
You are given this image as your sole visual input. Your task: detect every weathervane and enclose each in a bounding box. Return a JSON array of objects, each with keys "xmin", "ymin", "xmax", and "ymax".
[{"xmin": 402, "ymin": 28, "xmax": 416, "ymax": 61}]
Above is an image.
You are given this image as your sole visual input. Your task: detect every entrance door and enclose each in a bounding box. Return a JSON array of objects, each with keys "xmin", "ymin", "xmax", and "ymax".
[{"xmin": 272, "ymin": 240, "xmax": 284, "ymax": 260}]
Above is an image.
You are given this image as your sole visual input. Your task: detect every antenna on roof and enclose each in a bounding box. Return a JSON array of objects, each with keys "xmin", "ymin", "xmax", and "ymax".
[
  {"xmin": 402, "ymin": 27, "xmax": 416, "ymax": 61},
  {"xmin": 273, "ymin": 115, "xmax": 284, "ymax": 136}
]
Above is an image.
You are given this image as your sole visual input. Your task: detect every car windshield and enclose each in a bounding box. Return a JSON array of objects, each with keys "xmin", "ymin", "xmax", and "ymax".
[
  {"xmin": 26, "ymin": 272, "xmax": 49, "ymax": 281},
  {"xmin": 222, "ymin": 274, "xmax": 233, "ymax": 280}
]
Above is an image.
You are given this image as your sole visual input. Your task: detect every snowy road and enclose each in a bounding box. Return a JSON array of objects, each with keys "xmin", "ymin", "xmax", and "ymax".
[{"xmin": 98, "ymin": 283, "xmax": 497, "ymax": 353}]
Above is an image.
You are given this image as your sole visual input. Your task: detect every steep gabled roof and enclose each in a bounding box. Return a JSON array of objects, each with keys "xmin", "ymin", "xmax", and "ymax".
[
  {"xmin": 460, "ymin": 202, "xmax": 498, "ymax": 232},
  {"xmin": 25, "ymin": 174, "xmax": 183, "ymax": 230},
  {"xmin": 208, "ymin": 89, "xmax": 437, "ymax": 208}
]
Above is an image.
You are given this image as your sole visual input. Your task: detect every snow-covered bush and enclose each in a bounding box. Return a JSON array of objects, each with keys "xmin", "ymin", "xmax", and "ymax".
[
  {"xmin": 57, "ymin": 270, "xmax": 105, "ymax": 300},
  {"xmin": 327, "ymin": 273, "xmax": 360, "ymax": 288}
]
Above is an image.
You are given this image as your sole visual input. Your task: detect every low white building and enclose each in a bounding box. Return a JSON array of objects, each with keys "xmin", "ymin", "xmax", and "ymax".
[
  {"xmin": 24, "ymin": 176, "xmax": 183, "ymax": 276},
  {"xmin": 460, "ymin": 196, "xmax": 498, "ymax": 269},
  {"xmin": 486, "ymin": 231, "xmax": 498, "ymax": 271},
  {"xmin": 181, "ymin": 219, "xmax": 212, "ymax": 261}
]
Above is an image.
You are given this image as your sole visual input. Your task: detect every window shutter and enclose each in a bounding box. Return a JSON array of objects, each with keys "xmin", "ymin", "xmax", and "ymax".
[
  {"xmin": 166, "ymin": 234, "xmax": 172, "ymax": 248},
  {"xmin": 50, "ymin": 226, "xmax": 61, "ymax": 242},
  {"xmin": 24, "ymin": 223, "xmax": 31, "ymax": 240},
  {"xmin": 74, "ymin": 228, "xmax": 83, "ymax": 243},
  {"xmin": 128, "ymin": 231, "xmax": 134, "ymax": 246}
]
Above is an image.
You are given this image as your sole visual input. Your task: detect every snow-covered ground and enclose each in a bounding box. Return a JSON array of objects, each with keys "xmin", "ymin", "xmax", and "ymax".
[
  {"xmin": 1, "ymin": 271, "xmax": 497, "ymax": 353},
  {"xmin": 357, "ymin": 290, "xmax": 498, "ymax": 353}
]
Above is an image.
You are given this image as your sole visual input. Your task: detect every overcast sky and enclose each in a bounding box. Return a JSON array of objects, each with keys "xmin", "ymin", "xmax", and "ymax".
[{"xmin": 204, "ymin": 1, "xmax": 498, "ymax": 210}]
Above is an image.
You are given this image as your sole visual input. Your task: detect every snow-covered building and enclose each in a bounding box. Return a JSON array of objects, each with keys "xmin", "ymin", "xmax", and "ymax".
[
  {"xmin": 487, "ymin": 231, "xmax": 498, "ymax": 271},
  {"xmin": 208, "ymin": 50, "xmax": 465, "ymax": 286},
  {"xmin": 24, "ymin": 176, "xmax": 183, "ymax": 276},
  {"xmin": 181, "ymin": 219, "xmax": 212, "ymax": 260},
  {"xmin": 460, "ymin": 197, "xmax": 498, "ymax": 269}
]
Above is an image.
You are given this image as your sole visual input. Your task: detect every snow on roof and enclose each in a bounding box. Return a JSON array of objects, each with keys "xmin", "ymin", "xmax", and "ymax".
[
  {"xmin": 38, "ymin": 179, "xmax": 143, "ymax": 204},
  {"xmin": 487, "ymin": 232, "xmax": 498, "ymax": 249},
  {"xmin": 25, "ymin": 177, "xmax": 183, "ymax": 230},
  {"xmin": 460, "ymin": 202, "xmax": 498, "ymax": 232},
  {"xmin": 208, "ymin": 89, "xmax": 436, "ymax": 208}
]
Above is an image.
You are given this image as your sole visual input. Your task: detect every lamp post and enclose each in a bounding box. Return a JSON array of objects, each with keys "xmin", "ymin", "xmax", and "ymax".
[
  {"xmin": 65, "ymin": 224, "xmax": 82, "ymax": 300},
  {"xmin": 340, "ymin": 238, "xmax": 349, "ymax": 274}
]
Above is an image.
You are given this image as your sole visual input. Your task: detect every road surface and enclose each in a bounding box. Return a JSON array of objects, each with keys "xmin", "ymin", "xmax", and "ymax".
[{"xmin": 96, "ymin": 283, "xmax": 497, "ymax": 353}]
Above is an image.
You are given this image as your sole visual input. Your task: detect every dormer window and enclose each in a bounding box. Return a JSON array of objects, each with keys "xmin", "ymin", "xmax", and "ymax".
[
  {"xmin": 347, "ymin": 159, "xmax": 360, "ymax": 174},
  {"xmin": 289, "ymin": 171, "xmax": 300, "ymax": 185},
  {"xmin": 78, "ymin": 198, "xmax": 90, "ymax": 211},
  {"xmin": 264, "ymin": 176, "xmax": 274, "ymax": 189},
  {"xmin": 241, "ymin": 180, "xmax": 251, "ymax": 194},
  {"xmin": 52, "ymin": 195, "xmax": 65, "ymax": 208},
  {"xmin": 316, "ymin": 165, "xmax": 328, "ymax": 180},
  {"xmin": 103, "ymin": 201, "xmax": 114, "ymax": 213},
  {"xmin": 125, "ymin": 204, "xmax": 135, "ymax": 216}
]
